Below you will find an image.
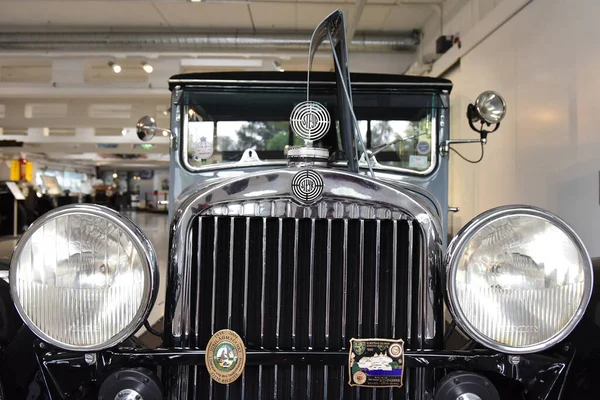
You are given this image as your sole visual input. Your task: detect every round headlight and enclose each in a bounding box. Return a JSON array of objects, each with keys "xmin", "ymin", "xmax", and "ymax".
[
  {"xmin": 10, "ymin": 204, "xmax": 158, "ymax": 351},
  {"xmin": 446, "ymin": 206, "xmax": 592, "ymax": 353}
]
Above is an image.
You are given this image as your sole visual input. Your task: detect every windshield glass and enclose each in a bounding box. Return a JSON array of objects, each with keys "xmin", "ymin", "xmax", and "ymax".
[{"xmin": 180, "ymin": 87, "xmax": 444, "ymax": 174}]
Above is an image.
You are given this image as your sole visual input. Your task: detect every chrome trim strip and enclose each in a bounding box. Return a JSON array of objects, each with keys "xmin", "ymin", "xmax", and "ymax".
[
  {"xmin": 261, "ymin": 217, "xmax": 267, "ymax": 347},
  {"xmin": 195, "ymin": 217, "xmax": 202, "ymax": 346},
  {"xmin": 417, "ymin": 226, "xmax": 424, "ymax": 349},
  {"xmin": 325, "ymin": 219, "xmax": 332, "ymax": 349},
  {"xmin": 243, "ymin": 217, "xmax": 250, "ymax": 339},
  {"xmin": 391, "ymin": 220, "xmax": 397, "ymax": 338},
  {"xmin": 307, "ymin": 366, "xmax": 312, "ymax": 399},
  {"xmin": 9, "ymin": 204, "xmax": 159, "ymax": 352},
  {"xmin": 308, "ymin": 218, "xmax": 315, "ymax": 349},
  {"xmin": 211, "ymin": 216, "xmax": 218, "ymax": 335},
  {"xmin": 258, "ymin": 365, "xmax": 263, "ymax": 398},
  {"xmin": 341, "ymin": 219, "xmax": 348, "ymax": 346},
  {"xmin": 227, "ymin": 217, "xmax": 235, "ymax": 328},
  {"xmin": 292, "ymin": 218, "xmax": 299, "ymax": 349},
  {"xmin": 276, "ymin": 218, "xmax": 283, "ymax": 349},
  {"xmin": 358, "ymin": 220, "xmax": 364, "ymax": 337},
  {"xmin": 374, "ymin": 220, "xmax": 381, "ymax": 336},
  {"xmin": 324, "ymin": 365, "xmax": 329, "ymax": 398},
  {"xmin": 406, "ymin": 221, "xmax": 413, "ymax": 342}
]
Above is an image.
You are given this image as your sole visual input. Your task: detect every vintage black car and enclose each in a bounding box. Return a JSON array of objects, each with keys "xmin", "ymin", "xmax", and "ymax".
[{"xmin": 1, "ymin": 10, "xmax": 600, "ymax": 400}]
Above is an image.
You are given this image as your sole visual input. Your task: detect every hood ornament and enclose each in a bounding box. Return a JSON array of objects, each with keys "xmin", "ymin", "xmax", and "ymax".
[{"xmin": 287, "ymin": 10, "xmax": 374, "ymax": 177}]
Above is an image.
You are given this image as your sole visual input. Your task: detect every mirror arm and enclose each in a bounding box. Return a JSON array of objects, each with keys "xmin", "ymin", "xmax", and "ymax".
[
  {"xmin": 139, "ymin": 126, "xmax": 172, "ymax": 136},
  {"xmin": 440, "ymin": 137, "xmax": 487, "ymax": 157}
]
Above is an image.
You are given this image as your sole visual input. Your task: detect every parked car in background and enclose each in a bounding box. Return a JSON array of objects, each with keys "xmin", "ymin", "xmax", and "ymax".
[{"xmin": 1, "ymin": 10, "xmax": 599, "ymax": 400}]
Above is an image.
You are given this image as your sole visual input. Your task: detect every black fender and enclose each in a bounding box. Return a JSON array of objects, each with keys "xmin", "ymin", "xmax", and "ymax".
[
  {"xmin": 0, "ymin": 275, "xmax": 48, "ymax": 399},
  {"xmin": 560, "ymin": 257, "xmax": 600, "ymax": 397}
]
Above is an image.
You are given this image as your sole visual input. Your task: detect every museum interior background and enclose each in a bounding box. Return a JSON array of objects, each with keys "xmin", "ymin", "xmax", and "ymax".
[{"xmin": 0, "ymin": 0, "xmax": 598, "ymax": 260}]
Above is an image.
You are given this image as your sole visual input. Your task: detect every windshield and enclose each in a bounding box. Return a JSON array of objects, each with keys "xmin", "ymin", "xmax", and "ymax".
[{"xmin": 180, "ymin": 87, "xmax": 444, "ymax": 174}]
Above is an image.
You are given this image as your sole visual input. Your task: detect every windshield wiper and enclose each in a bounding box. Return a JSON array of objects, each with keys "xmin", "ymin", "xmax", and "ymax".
[{"xmin": 366, "ymin": 132, "xmax": 430, "ymax": 156}]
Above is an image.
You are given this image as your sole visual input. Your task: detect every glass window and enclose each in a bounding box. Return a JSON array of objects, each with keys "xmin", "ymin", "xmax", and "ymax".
[{"xmin": 181, "ymin": 88, "xmax": 443, "ymax": 174}]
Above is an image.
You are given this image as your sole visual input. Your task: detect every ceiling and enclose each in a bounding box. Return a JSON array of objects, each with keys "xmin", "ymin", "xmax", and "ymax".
[{"xmin": 0, "ymin": 0, "xmax": 446, "ymax": 169}]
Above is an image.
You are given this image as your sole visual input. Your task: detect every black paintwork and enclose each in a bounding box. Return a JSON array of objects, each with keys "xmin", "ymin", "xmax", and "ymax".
[
  {"xmin": 26, "ymin": 345, "xmax": 574, "ymax": 400},
  {"xmin": 168, "ymin": 71, "xmax": 453, "ymax": 92}
]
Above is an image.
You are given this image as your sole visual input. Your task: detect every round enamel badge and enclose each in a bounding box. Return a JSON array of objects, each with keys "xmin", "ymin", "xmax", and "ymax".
[{"xmin": 205, "ymin": 329, "xmax": 246, "ymax": 385}]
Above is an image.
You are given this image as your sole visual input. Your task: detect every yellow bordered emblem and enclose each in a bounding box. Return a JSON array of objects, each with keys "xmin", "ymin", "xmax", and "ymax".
[
  {"xmin": 205, "ymin": 329, "xmax": 246, "ymax": 385},
  {"xmin": 348, "ymin": 338, "xmax": 404, "ymax": 388}
]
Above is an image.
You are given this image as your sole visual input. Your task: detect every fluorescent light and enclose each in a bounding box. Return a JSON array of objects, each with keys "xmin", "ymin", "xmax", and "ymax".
[
  {"xmin": 142, "ymin": 61, "xmax": 153, "ymax": 74},
  {"xmin": 180, "ymin": 58, "xmax": 263, "ymax": 68}
]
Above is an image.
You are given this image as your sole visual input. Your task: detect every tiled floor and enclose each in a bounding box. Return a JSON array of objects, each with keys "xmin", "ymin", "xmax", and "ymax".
[{"xmin": 121, "ymin": 211, "xmax": 170, "ymax": 335}]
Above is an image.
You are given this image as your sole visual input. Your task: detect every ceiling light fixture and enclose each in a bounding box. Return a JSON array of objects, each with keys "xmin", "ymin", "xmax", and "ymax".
[
  {"xmin": 121, "ymin": 128, "xmax": 128, "ymax": 136},
  {"xmin": 141, "ymin": 61, "xmax": 153, "ymax": 74},
  {"xmin": 273, "ymin": 60, "xmax": 285, "ymax": 72},
  {"xmin": 108, "ymin": 60, "xmax": 121, "ymax": 74},
  {"xmin": 112, "ymin": 172, "xmax": 118, "ymax": 179}
]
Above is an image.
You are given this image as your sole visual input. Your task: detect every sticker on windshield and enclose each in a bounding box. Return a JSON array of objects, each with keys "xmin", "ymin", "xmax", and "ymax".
[
  {"xmin": 189, "ymin": 121, "xmax": 214, "ymax": 160},
  {"xmin": 348, "ymin": 338, "xmax": 404, "ymax": 388},
  {"xmin": 416, "ymin": 141, "xmax": 430, "ymax": 155},
  {"xmin": 409, "ymin": 155, "xmax": 428, "ymax": 169}
]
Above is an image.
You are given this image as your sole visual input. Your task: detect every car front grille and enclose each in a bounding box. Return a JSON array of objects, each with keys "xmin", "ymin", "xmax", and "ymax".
[{"xmin": 171, "ymin": 200, "xmax": 425, "ymax": 399}]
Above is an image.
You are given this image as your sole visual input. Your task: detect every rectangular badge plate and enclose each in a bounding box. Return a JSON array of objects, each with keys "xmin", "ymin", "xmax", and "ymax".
[{"xmin": 348, "ymin": 338, "xmax": 404, "ymax": 388}]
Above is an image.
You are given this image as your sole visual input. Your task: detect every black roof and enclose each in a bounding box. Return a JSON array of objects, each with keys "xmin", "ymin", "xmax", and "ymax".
[{"xmin": 168, "ymin": 71, "xmax": 452, "ymax": 92}]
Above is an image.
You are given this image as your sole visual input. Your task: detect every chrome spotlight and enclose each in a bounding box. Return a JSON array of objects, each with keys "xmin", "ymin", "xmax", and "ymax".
[{"xmin": 467, "ymin": 91, "xmax": 506, "ymax": 136}]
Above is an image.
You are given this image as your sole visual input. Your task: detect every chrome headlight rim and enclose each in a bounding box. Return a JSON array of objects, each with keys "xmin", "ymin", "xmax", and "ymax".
[
  {"xmin": 9, "ymin": 204, "xmax": 159, "ymax": 351},
  {"xmin": 446, "ymin": 205, "xmax": 593, "ymax": 354}
]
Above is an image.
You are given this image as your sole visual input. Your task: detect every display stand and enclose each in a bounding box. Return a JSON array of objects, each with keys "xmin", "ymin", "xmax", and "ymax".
[{"xmin": 5, "ymin": 182, "xmax": 25, "ymax": 236}]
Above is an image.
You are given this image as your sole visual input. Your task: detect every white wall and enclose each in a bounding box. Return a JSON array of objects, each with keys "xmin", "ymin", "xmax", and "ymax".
[{"xmin": 442, "ymin": 0, "xmax": 600, "ymax": 256}]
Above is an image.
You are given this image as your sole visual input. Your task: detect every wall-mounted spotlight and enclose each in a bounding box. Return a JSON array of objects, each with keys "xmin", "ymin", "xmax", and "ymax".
[
  {"xmin": 273, "ymin": 60, "xmax": 284, "ymax": 72},
  {"xmin": 141, "ymin": 61, "xmax": 153, "ymax": 74},
  {"xmin": 108, "ymin": 61, "xmax": 121, "ymax": 73}
]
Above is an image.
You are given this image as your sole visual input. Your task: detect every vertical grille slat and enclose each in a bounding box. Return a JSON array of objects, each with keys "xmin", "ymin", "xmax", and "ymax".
[
  {"xmin": 228, "ymin": 218, "xmax": 235, "ymax": 328},
  {"xmin": 194, "ymin": 217, "xmax": 202, "ymax": 346},
  {"xmin": 358, "ymin": 220, "xmax": 365, "ymax": 338},
  {"xmin": 276, "ymin": 218, "xmax": 283, "ymax": 349},
  {"xmin": 211, "ymin": 216, "xmax": 218, "ymax": 335},
  {"xmin": 260, "ymin": 217, "xmax": 267, "ymax": 348},
  {"xmin": 374, "ymin": 220, "xmax": 381, "ymax": 337},
  {"xmin": 186, "ymin": 211, "xmax": 424, "ymax": 399},
  {"xmin": 325, "ymin": 219, "xmax": 332, "ymax": 349}
]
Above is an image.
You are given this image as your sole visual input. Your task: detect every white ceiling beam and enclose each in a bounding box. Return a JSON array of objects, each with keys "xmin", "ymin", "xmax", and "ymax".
[
  {"xmin": 0, "ymin": 84, "xmax": 169, "ymax": 98},
  {"xmin": 346, "ymin": 0, "xmax": 368, "ymax": 41},
  {"xmin": 51, "ymin": 59, "xmax": 84, "ymax": 85}
]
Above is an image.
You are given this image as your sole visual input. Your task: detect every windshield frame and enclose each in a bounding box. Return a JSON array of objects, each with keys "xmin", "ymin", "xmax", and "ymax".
[{"xmin": 177, "ymin": 80, "xmax": 444, "ymax": 177}]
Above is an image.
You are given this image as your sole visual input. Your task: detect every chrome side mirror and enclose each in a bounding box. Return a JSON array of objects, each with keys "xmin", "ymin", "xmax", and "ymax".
[
  {"xmin": 136, "ymin": 116, "xmax": 171, "ymax": 141},
  {"xmin": 466, "ymin": 91, "xmax": 506, "ymax": 137}
]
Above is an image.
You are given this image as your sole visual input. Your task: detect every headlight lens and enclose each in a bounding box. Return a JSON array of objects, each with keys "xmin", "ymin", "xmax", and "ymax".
[
  {"xmin": 10, "ymin": 205, "xmax": 158, "ymax": 351},
  {"xmin": 446, "ymin": 206, "xmax": 592, "ymax": 353}
]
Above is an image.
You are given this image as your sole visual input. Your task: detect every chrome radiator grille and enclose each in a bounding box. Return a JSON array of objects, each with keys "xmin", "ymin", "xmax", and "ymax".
[{"xmin": 177, "ymin": 202, "xmax": 424, "ymax": 399}]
